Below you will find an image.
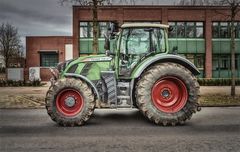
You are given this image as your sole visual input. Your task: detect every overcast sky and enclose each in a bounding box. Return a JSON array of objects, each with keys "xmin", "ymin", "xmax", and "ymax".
[{"xmin": 0, "ymin": 0, "xmax": 176, "ymax": 51}]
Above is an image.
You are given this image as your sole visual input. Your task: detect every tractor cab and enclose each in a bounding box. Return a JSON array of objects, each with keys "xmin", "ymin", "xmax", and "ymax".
[{"xmin": 105, "ymin": 23, "xmax": 169, "ymax": 76}]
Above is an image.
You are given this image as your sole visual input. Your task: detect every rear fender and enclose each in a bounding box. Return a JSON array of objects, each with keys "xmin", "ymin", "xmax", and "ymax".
[{"xmin": 131, "ymin": 54, "xmax": 200, "ymax": 78}]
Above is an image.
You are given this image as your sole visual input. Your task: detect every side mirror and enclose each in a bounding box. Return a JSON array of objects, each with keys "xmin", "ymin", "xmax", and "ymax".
[
  {"xmin": 104, "ymin": 22, "xmax": 119, "ymax": 56},
  {"xmin": 109, "ymin": 22, "xmax": 119, "ymax": 37},
  {"xmin": 104, "ymin": 34, "xmax": 110, "ymax": 50}
]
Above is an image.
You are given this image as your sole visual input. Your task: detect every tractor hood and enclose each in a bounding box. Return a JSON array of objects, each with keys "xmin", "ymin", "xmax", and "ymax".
[{"xmin": 60, "ymin": 54, "xmax": 113, "ymax": 81}]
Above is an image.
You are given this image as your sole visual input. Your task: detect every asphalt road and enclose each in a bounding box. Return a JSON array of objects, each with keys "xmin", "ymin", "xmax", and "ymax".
[{"xmin": 0, "ymin": 108, "xmax": 240, "ymax": 152}]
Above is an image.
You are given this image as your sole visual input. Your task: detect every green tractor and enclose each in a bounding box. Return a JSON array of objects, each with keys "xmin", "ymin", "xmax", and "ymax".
[{"xmin": 45, "ymin": 23, "xmax": 201, "ymax": 126}]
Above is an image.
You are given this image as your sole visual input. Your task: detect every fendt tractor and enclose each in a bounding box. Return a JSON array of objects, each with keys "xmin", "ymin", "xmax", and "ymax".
[{"xmin": 45, "ymin": 23, "xmax": 201, "ymax": 126}]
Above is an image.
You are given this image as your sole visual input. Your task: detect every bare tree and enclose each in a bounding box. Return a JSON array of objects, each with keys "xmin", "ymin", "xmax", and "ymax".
[
  {"xmin": 0, "ymin": 23, "xmax": 23, "ymax": 68},
  {"xmin": 219, "ymin": 0, "xmax": 240, "ymax": 96}
]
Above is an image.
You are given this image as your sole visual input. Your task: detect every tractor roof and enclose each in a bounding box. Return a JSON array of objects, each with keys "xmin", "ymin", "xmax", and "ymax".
[{"xmin": 121, "ymin": 23, "xmax": 169, "ymax": 29}]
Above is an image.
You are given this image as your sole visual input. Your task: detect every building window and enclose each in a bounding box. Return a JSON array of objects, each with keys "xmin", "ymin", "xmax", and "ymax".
[
  {"xmin": 177, "ymin": 22, "xmax": 185, "ymax": 38},
  {"xmin": 99, "ymin": 22, "xmax": 108, "ymax": 38},
  {"xmin": 186, "ymin": 22, "xmax": 195, "ymax": 38},
  {"xmin": 195, "ymin": 54, "xmax": 205, "ymax": 69},
  {"xmin": 212, "ymin": 22, "xmax": 240, "ymax": 38},
  {"xmin": 80, "ymin": 22, "xmax": 89, "ymax": 38},
  {"xmin": 220, "ymin": 22, "xmax": 229, "ymax": 38},
  {"xmin": 40, "ymin": 53, "xmax": 58, "ymax": 67},
  {"xmin": 196, "ymin": 22, "xmax": 204, "ymax": 38},
  {"xmin": 213, "ymin": 55, "xmax": 236, "ymax": 70},
  {"xmin": 180, "ymin": 53, "xmax": 205, "ymax": 77},
  {"xmin": 212, "ymin": 22, "xmax": 219, "ymax": 38},
  {"xmin": 237, "ymin": 54, "xmax": 240, "ymax": 70},
  {"xmin": 212, "ymin": 54, "xmax": 239, "ymax": 78},
  {"xmin": 238, "ymin": 24, "xmax": 240, "ymax": 38},
  {"xmin": 80, "ymin": 22, "xmax": 111, "ymax": 38},
  {"xmin": 220, "ymin": 55, "xmax": 230, "ymax": 70},
  {"xmin": 169, "ymin": 22, "xmax": 204, "ymax": 38},
  {"xmin": 182, "ymin": 54, "xmax": 205, "ymax": 69},
  {"xmin": 168, "ymin": 22, "xmax": 177, "ymax": 38}
]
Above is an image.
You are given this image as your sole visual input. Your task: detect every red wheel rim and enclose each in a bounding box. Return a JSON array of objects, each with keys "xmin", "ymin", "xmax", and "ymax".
[
  {"xmin": 56, "ymin": 89, "xmax": 84, "ymax": 117},
  {"xmin": 151, "ymin": 76, "xmax": 188, "ymax": 113}
]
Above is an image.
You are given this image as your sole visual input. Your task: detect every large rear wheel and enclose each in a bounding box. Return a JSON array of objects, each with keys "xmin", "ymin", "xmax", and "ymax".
[
  {"xmin": 136, "ymin": 62, "xmax": 200, "ymax": 126},
  {"xmin": 45, "ymin": 78, "xmax": 95, "ymax": 126}
]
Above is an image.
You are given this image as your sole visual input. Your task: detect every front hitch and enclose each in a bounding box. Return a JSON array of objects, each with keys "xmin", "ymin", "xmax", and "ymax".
[{"xmin": 49, "ymin": 68, "xmax": 59, "ymax": 86}]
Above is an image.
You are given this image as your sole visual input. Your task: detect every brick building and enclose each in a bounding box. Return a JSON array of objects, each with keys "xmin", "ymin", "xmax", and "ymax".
[
  {"xmin": 26, "ymin": 5, "xmax": 240, "ymax": 81},
  {"xmin": 26, "ymin": 36, "xmax": 72, "ymax": 80}
]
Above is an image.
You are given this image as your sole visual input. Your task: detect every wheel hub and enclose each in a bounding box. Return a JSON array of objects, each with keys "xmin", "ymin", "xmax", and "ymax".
[
  {"xmin": 65, "ymin": 96, "xmax": 76, "ymax": 107},
  {"xmin": 56, "ymin": 89, "xmax": 84, "ymax": 117},
  {"xmin": 151, "ymin": 76, "xmax": 188, "ymax": 113},
  {"xmin": 161, "ymin": 89, "xmax": 171, "ymax": 99}
]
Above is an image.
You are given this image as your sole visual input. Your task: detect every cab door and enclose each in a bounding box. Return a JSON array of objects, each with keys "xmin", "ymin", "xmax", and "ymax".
[{"xmin": 118, "ymin": 28, "xmax": 150, "ymax": 76}]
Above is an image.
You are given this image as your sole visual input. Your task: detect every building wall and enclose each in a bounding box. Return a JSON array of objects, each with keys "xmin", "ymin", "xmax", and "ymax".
[
  {"xmin": 25, "ymin": 6, "xmax": 240, "ymax": 80},
  {"xmin": 73, "ymin": 6, "xmax": 240, "ymax": 78},
  {"xmin": 26, "ymin": 36, "xmax": 72, "ymax": 81}
]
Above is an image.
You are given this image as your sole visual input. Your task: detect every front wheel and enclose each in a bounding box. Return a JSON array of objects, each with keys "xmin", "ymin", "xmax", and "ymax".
[
  {"xmin": 136, "ymin": 63, "xmax": 200, "ymax": 126},
  {"xmin": 45, "ymin": 78, "xmax": 95, "ymax": 126}
]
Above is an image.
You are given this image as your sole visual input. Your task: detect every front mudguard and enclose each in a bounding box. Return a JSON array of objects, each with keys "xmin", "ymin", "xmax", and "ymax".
[
  {"xmin": 63, "ymin": 73, "xmax": 100, "ymax": 100},
  {"xmin": 49, "ymin": 68, "xmax": 100, "ymax": 100}
]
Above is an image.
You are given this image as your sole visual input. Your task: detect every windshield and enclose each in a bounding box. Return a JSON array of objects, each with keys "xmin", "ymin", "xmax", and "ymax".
[{"xmin": 120, "ymin": 28, "xmax": 166, "ymax": 55}]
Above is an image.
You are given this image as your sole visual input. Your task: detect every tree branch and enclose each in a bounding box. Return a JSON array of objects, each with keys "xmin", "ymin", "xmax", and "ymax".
[{"xmin": 213, "ymin": 9, "xmax": 232, "ymax": 20}]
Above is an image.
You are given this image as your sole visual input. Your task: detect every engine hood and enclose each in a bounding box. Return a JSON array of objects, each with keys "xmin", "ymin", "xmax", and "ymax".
[{"xmin": 61, "ymin": 54, "xmax": 113, "ymax": 81}]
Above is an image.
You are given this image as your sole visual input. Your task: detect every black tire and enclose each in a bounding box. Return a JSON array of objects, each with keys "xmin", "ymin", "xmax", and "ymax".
[
  {"xmin": 45, "ymin": 78, "xmax": 95, "ymax": 126},
  {"xmin": 136, "ymin": 62, "xmax": 200, "ymax": 126}
]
